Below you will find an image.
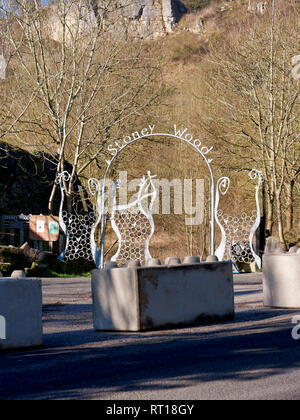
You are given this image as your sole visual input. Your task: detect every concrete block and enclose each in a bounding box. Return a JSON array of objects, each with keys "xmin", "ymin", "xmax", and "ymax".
[
  {"xmin": 0, "ymin": 278, "xmax": 43, "ymax": 350},
  {"xmin": 92, "ymin": 268, "xmax": 139, "ymax": 331},
  {"xmin": 183, "ymin": 256, "xmax": 201, "ymax": 264},
  {"xmin": 146, "ymin": 258, "xmax": 162, "ymax": 267},
  {"xmin": 92, "ymin": 261, "xmax": 234, "ymax": 331},
  {"xmin": 206, "ymin": 255, "xmax": 218, "ymax": 262},
  {"xmin": 263, "ymin": 254, "xmax": 300, "ymax": 308},
  {"xmin": 165, "ymin": 257, "xmax": 181, "ymax": 266},
  {"xmin": 11, "ymin": 270, "xmax": 26, "ymax": 278}
]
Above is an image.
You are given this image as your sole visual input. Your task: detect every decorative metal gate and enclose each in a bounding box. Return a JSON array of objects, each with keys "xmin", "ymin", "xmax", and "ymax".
[{"xmin": 214, "ymin": 169, "xmax": 263, "ymax": 269}]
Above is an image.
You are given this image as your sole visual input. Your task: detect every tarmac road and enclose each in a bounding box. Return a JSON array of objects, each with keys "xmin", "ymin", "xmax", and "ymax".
[{"xmin": 0, "ymin": 273, "xmax": 300, "ymax": 400}]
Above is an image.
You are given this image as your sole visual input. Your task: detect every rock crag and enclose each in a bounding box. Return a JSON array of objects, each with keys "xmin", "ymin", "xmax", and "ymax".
[{"xmin": 48, "ymin": 0, "xmax": 187, "ymax": 40}]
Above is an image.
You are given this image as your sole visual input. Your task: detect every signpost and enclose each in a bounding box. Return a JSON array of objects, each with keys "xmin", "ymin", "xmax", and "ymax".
[{"xmin": 29, "ymin": 215, "xmax": 60, "ymax": 242}]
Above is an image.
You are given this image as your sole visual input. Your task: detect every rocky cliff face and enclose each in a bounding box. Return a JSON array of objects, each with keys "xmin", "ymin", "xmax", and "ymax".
[
  {"xmin": 119, "ymin": 0, "xmax": 187, "ymax": 36},
  {"xmin": 48, "ymin": 0, "xmax": 187, "ymax": 40}
]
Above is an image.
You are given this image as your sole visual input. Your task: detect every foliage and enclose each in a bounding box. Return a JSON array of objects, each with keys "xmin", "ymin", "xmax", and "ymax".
[
  {"xmin": 0, "ymin": 244, "xmax": 94, "ymax": 276},
  {"xmin": 0, "ymin": 246, "xmax": 30, "ymax": 274},
  {"xmin": 25, "ymin": 259, "xmax": 93, "ymax": 277},
  {"xmin": 184, "ymin": 0, "xmax": 221, "ymax": 12}
]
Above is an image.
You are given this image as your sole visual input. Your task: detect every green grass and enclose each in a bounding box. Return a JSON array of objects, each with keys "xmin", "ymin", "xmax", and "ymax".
[
  {"xmin": 184, "ymin": 0, "xmax": 220, "ymax": 12},
  {"xmin": 43, "ymin": 270, "xmax": 91, "ymax": 278},
  {"xmin": 24, "ymin": 260, "xmax": 94, "ymax": 278}
]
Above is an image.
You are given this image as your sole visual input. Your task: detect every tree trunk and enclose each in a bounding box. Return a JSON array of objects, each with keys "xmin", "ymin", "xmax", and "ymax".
[
  {"xmin": 48, "ymin": 182, "xmax": 58, "ymax": 214},
  {"xmin": 275, "ymin": 192, "xmax": 287, "ymax": 249},
  {"xmin": 66, "ymin": 194, "xmax": 72, "ymax": 214},
  {"xmin": 285, "ymin": 180, "xmax": 294, "ymax": 232},
  {"xmin": 266, "ymin": 193, "xmax": 274, "ymax": 235}
]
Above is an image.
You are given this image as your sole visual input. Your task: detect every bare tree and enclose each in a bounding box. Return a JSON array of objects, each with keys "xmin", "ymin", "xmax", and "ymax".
[
  {"xmin": 192, "ymin": 0, "xmax": 300, "ymax": 246},
  {"xmin": 0, "ymin": 9, "xmax": 35, "ymax": 152},
  {"xmin": 0, "ymin": 0, "xmax": 162, "ymax": 212}
]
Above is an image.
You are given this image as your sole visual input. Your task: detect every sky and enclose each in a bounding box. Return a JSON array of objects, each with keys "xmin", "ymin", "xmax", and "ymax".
[{"xmin": 42, "ymin": 0, "xmax": 71, "ymax": 5}]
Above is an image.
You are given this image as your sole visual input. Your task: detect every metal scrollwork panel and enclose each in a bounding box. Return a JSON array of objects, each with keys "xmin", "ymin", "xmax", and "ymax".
[
  {"xmin": 215, "ymin": 169, "xmax": 263, "ymax": 269},
  {"xmin": 248, "ymin": 169, "xmax": 263, "ymax": 269},
  {"xmin": 56, "ymin": 171, "xmax": 100, "ymax": 265},
  {"xmin": 110, "ymin": 171, "xmax": 157, "ymax": 266}
]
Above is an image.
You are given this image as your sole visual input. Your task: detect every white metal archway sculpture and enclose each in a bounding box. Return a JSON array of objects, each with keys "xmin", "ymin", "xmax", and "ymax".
[{"xmin": 91, "ymin": 124, "xmax": 216, "ymax": 268}]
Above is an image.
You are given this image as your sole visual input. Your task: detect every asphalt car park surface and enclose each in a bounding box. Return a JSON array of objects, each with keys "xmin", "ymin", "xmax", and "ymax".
[{"xmin": 0, "ymin": 273, "xmax": 299, "ymax": 400}]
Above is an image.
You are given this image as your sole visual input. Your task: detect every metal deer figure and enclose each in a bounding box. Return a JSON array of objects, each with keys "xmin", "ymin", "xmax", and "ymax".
[{"xmin": 110, "ymin": 171, "xmax": 157, "ymax": 266}]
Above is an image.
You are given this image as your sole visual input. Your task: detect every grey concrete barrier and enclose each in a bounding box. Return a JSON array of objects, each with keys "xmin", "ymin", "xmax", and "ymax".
[
  {"xmin": 0, "ymin": 278, "xmax": 43, "ymax": 350},
  {"xmin": 91, "ymin": 261, "xmax": 234, "ymax": 331},
  {"xmin": 263, "ymin": 254, "xmax": 300, "ymax": 309}
]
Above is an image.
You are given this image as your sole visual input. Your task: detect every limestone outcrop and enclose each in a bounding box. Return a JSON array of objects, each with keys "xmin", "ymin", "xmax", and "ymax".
[{"xmin": 47, "ymin": 0, "xmax": 187, "ymax": 41}]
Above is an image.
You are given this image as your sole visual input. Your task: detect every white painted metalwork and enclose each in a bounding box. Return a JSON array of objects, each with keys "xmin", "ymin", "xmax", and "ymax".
[
  {"xmin": 214, "ymin": 169, "xmax": 263, "ymax": 269},
  {"xmin": 248, "ymin": 169, "xmax": 263, "ymax": 269},
  {"xmin": 215, "ymin": 177, "xmax": 230, "ymax": 262},
  {"xmin": 54, "ymin": 127, "xmax": 216, "ymax": 268},
  {"xmin": 56, "ymin": 171, "xmax": 99, "ymax": 264},
  {"xmin": 56, "ymin": 171, "xmax": 70, "ymax": 261},
  {"xmin": 60, "ymin": 211, "xmax": 96, "ymax": 262},
  {"xmin": 88, "ymin": 178, "xmax": 103, "ymax": 267},
  {"xmin": 110, "ymin": 172, "xmax": 157, "ymax": 266},
  {"xmin": 99, "ymin": 129, "xmax": 216, "ymax": 268}
]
